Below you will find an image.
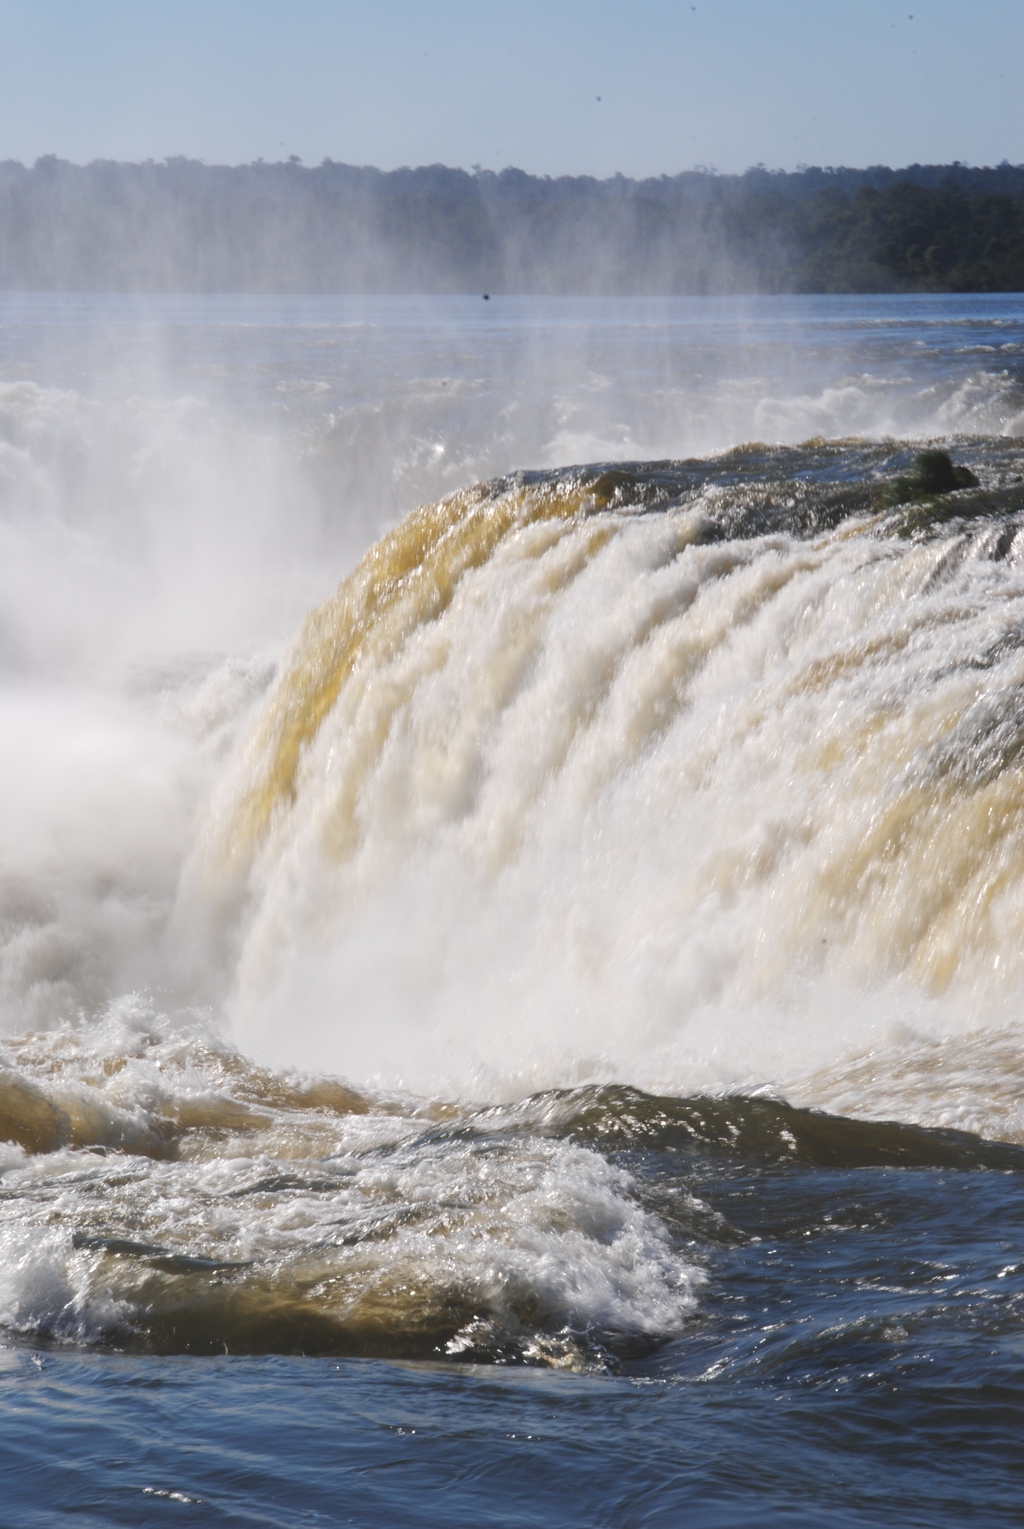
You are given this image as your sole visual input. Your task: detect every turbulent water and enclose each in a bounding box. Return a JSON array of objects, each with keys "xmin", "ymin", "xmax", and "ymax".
[{"xmin": 3, "ymin": 293, "xmax": 1024, "ymax": 1525}]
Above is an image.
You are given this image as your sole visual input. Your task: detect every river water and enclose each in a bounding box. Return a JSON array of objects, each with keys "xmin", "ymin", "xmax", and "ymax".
[{"xmin": 1, "ymin": 293, "xmax": 1024, "ymax": 1525}]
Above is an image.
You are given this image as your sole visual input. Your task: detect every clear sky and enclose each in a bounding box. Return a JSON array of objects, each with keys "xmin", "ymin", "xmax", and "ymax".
[{"xmin": 0, "ymin": 0, "xmax": 1021, "ymax": 178}]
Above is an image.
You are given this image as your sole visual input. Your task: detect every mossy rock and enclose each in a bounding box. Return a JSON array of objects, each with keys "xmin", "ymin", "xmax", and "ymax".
[{"xmin": 882, "ymin": 449, "xmax": 979, "ymax": 511}]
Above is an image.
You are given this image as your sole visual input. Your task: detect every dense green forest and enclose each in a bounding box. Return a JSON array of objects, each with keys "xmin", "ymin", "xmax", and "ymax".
[
  {"xmin": 1, "ymin": 156, "xmax": 1023, "ymax": 293},
  {"xmin": 753, "ymin": 178, "xmax": 1024, "ymax": 292}
]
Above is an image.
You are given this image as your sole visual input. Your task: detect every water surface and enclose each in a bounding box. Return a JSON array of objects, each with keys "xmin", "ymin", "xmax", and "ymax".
[{"xmin": 2, "ymin": 293, "xmax": 1024, "ymax": 1524}]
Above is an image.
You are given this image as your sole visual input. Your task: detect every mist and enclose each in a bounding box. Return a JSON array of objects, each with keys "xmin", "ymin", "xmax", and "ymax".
[{"xmin": 3, "ymin": 157, "xmax": 1024, "ymax": 295}]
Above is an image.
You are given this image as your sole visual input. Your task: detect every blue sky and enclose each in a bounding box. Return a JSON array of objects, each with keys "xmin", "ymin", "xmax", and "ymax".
[{"xmin": 0, "ymin": 0, "xmax": 1021, "ymax": 177}]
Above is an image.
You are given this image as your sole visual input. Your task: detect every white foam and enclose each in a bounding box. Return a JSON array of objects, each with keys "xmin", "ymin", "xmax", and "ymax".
[
  {"xmin": 2, "ymin": 295, "xmax": 1023, "ymax": 1118},
  {"xmin": 208, "ymin": 495, "xmax": 1024, "ymax": 1122}
]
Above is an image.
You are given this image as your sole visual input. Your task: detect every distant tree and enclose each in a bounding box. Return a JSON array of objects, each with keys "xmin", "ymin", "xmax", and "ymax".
[{"xmin": 1, "ymin": 157, "xmax": 1023, "ymax": 294}]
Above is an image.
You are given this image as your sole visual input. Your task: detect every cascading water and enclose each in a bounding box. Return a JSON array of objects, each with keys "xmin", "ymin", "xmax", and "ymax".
[
  {"xmin": 189, "ymin": 444, "xmax": 1024, "ymax": 1125},
  {"xmin": 3, "ymin": 293, "xmax": 1024, "ymax": 1526}
]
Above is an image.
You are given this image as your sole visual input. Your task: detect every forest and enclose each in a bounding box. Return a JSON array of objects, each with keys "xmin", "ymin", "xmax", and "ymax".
[{"xmin": 0, "ymin": 156, "xmax": 1023, "ymax": 293}]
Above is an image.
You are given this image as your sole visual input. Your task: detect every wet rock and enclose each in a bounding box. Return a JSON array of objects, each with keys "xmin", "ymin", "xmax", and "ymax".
[{"xmin": 884, "ymin": 448, "xmax": 979, "ymax": 509}]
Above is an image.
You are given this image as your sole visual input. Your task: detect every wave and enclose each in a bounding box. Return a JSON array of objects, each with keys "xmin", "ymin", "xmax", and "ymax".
[
  {"xmin": 0, "ymin": 1005, "xmax": 700, "ymax": 1366},
  {"xmin": 1, "ymin": 1002, "xmax": 1019, "ymax": 1365}
]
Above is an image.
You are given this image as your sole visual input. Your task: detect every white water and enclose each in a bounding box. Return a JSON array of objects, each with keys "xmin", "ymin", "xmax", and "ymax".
[
  {"xmin": 197, "ymin": 467, "xmax": 1024, "ymax": 1129},
  {"xmin": 2, "ymin": 291, "xmax": 1024, "ymax": 1359},
  {"xmin": 2, "ymin": 294, "xmax": 1024, "ymax": 1124}
]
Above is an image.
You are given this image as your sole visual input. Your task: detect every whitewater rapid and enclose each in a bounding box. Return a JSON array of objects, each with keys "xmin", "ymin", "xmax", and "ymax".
[
  {"xmin": 168, "ymin": 444, "xmax": 1024, "ymax": 1131},
  {"xmin": 3, "ymin": 292, "xmax": 1024, "ymax": 1365}
]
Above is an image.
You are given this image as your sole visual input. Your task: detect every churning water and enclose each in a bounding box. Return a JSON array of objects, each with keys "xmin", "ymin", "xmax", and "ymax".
[{"xmin": 2, "ymin": 293, "xmax": 1024, "ymax": 1526}]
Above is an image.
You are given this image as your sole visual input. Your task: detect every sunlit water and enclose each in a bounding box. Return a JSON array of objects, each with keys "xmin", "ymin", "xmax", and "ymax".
[{"xmin": 2, "ymin": 293, "xmax": 1024, "ymax": 1525}]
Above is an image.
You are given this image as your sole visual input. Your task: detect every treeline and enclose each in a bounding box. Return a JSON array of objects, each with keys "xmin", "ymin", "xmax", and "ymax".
[
  {"xmin": 1, "ymin": 156, "xmax": 1023, "ymax": 293},
  {"xmin": 756, "ymin": 178, "xmax": 1024, "ymax": 292}
]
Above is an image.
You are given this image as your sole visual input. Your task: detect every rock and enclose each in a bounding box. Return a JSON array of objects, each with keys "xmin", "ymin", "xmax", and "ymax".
[{"xmin": 884, "ymin": 448, "xmax": 979, "ymax": 509}]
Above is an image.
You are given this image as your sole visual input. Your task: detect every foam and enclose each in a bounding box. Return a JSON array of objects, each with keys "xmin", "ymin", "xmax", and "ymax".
[{"xmin": 180, "ymin": 470, "xmax": 1024, "ymax": 1120}]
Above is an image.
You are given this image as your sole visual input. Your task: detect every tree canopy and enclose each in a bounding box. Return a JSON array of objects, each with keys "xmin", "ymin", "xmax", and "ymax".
[{"xmin": 1, "ymin": 157, "xmax": 1023, "ymax": 293}]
